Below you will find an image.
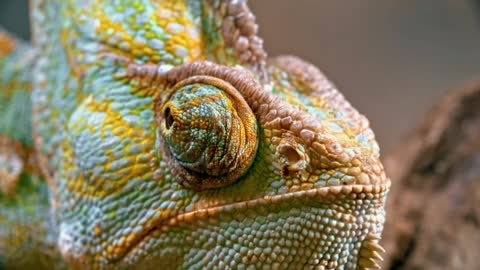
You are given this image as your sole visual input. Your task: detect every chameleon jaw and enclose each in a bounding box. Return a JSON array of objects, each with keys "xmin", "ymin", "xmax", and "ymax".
[{"xmin": 115, "ymin": 180, "xmax": 390, "ymax": 268}]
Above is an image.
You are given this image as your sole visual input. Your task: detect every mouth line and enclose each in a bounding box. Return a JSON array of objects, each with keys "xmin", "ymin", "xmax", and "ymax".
[{"xmin": 116, "ymin": 180, "xmax": 390, "ymax": 264}]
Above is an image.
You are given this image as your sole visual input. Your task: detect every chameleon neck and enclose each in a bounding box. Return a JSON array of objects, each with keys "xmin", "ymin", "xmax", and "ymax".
[{"xmin": 0, "ymin": 29, "xmax": 63, "ymax": 269}]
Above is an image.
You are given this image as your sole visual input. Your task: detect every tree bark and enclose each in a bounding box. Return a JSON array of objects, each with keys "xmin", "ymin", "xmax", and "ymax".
[{"xmin": 380, "ymin": 79, "xmax": 480, "ymax": 269}]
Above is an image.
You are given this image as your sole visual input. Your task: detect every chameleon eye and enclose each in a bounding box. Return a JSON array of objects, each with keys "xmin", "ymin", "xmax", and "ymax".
[{"xmin": 157, "ymin": 75, "xmax": 258, "ymax": 190}]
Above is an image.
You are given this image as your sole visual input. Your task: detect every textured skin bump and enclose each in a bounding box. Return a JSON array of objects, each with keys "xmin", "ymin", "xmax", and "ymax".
[
  {"xmin": 0, "ymin": 136, "xmax": 25, "ymax": 196},
  {"xmin": 1, "ymin": 1, "xmax": 389, "ymax": 269}
]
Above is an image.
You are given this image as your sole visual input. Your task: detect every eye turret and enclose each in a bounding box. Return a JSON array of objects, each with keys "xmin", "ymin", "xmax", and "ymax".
[{"xmin": 157, "ymin": 75, "xmax": 258, "ymax": 190}]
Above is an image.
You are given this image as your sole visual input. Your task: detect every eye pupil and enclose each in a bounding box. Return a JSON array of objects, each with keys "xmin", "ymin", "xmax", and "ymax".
[{"xmin": 164, "ymin": 107, "xmax": 174, "ymax": 129}]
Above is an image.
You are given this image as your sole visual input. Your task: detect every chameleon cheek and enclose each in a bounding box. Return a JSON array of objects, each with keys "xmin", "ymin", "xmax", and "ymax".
[{"xmin": 156, "ymin": 76, "xmax": 258, "ymax": 190}]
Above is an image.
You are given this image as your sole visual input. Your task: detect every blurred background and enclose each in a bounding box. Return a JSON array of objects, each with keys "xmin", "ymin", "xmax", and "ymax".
[{"xmin": 1, "ymin": 0, "xmax": 479, "ymax": 153}]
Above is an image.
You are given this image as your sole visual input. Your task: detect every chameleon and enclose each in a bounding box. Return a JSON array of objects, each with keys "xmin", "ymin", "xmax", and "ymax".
[{"xmin": 0, "ymin": 0, "xmax": 390, "ymax": 269}]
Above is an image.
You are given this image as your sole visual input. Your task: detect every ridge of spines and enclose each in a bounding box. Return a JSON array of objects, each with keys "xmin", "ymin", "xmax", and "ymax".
[{"xmin": 357, "ymin": 232, "xmax": 385, "ymax": 270}]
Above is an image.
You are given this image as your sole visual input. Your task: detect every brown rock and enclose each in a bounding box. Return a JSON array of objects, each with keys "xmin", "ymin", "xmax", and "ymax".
[{"xmin": 381, "ymin": 79, "xmax": 480, "ymax": 269}]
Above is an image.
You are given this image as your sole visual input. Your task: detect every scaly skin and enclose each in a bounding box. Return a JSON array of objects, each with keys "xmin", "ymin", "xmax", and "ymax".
[
  {"xmin": 1, "ymin": 1, "xmax": 390, "ymax": 269},
  {"xmin": 0, "ymin": 28, "xmax": 64, "ymax": 269}
]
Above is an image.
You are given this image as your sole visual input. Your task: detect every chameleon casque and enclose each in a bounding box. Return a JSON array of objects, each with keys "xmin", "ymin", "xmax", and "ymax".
[{"xmin": 0, "ymin": 0, "xmax": 390, "ymax": 269}]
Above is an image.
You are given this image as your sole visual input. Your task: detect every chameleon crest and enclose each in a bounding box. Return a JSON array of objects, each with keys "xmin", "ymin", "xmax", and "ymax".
[{"xmin": 1, "ymin": 1, "xmax": 390, "ymax": 269}]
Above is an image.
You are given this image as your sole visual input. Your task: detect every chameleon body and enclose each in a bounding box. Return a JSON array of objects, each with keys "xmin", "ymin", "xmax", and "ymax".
[{"xmin": 0, "ymin": 1, "xmax": 390, "ymax": 269}]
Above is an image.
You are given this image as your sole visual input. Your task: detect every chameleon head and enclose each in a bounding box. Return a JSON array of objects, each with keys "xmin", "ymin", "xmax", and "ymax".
[
  {"xmin": 58, "ymin": 58, "xmax": 389, "ymax": 269},
  {"xmin": 151, "ymin": 59, "xmax": 390, "ymax": 269},
  {"xmin": 31, "ymin": 0, "xmax": 390, "ymax": 269}
]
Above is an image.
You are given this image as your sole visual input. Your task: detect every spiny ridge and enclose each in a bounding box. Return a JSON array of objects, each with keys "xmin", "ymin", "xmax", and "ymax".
[{"xmin": 357, "ymin": 233, "xmax": 385, "ymax": 270}]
